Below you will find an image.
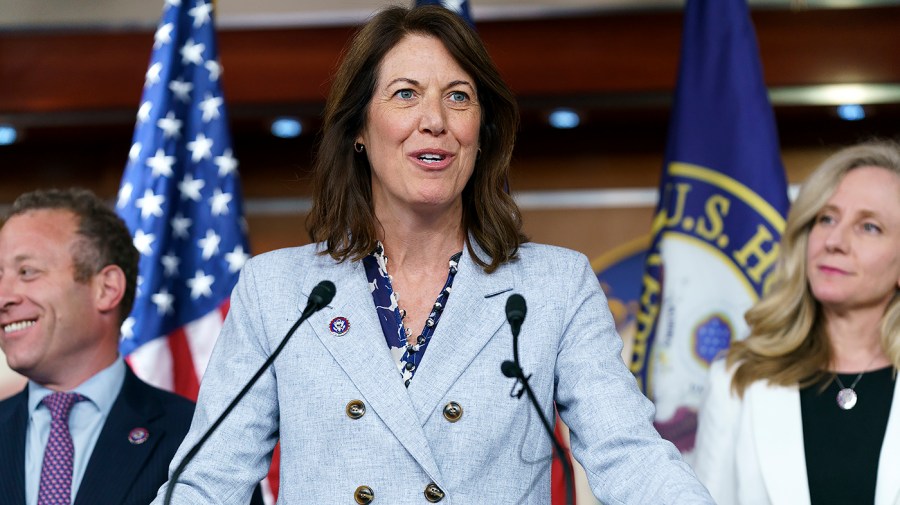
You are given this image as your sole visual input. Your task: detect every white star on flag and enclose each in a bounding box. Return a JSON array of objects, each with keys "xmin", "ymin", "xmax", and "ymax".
[
  {"xmin": 443, "ymin": 0, "xmax": 465, "ymax": 14},
  {"xmin": 161, "ymin": 253, "xmax": 181, "ymax": 277},
  {"xmin": 198, "ymin": 229, "xmax": 221, "ymax": 259},
  {"xmin": 209, "ymin": 188, "xmax": 232, "ymax": 216},
  {"xmin": 225, "ymin": 245, "xmax": 250, "ymax": 273},
  {"xmin": 180, "ymin": 38, "xmax": 205, "ymax": 65},
  {"xmin": 154, "ymin": 22, "xmax": 174, "ymax": 49},
  {"xmin": 120, "ymin": 317, "xmax": 135, "ymax": 340},
  {"xmin": 135, "ymin": 189, "xmax": 166, "ymax": 219},
  {"xmin": 214, "ymin": 149, "xmax": 238, "ymax": 177},
  {"xmin": 165, "ymin": 0, "xmax": 182, "ymax": 7},
  {"xmin": 129, "ymin": 142, "xmax": 142, "ymax": 163},
  {"xmin": 147, "ymin": 149, "xmax": 176, "ymax": 178},
  {"xmin": 145, "ymin": 62, "xmax": 163, "ymax": 86},
  {"xmin": 117, "ymin": 183, "xmax": 133, "ymax": 209},
  {"xmin": 199, "ymin": 93, "xmax": 223, "ymax": 122},
  {"xmin": 137, "ymin": 102, "xmax": 152, "ymax": 123},
  {"xmin": 187, "ymin": 270, "xmax": 215, "ymax": 299},
  {"xmin": 132, "ymin": 229, "xmax": 156, "ymax": 256},
  {"xmin": 157, "ymin": 112, "xmax": 183, "ymax": 139},
  {"xmin": 171, "ymin": 214, "xmax": 193, "ymax": 239},
  {"xmin": 178, "ymin": 173, "xmax": 205, "ymax": 201},
  {"xmin": 187, "ymin": 133, "xmax": 214, "ymax": 162},
  {"xmin": 189, "ymin": 1, "xmax": 213, "ymax": 28},
  {"xmin": 169, "ymin": 78, "xmax": 194, "ymax": 103},
  {"xmin": 204, "ymin": 60, "xmax": 221, "ymax": 81},
  {"xmin": 152, "ymin": 288, "xmax": 176, "ymax": 315}
]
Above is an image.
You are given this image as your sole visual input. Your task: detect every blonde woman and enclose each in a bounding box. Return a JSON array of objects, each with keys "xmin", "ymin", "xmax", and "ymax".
[{"xmin": 694, "ymin": 140, "xmax": 900, "ymax": 505}]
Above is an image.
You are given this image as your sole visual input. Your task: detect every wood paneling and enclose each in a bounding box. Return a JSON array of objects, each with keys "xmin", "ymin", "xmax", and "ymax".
[
  {"xmin": 1, "ymin": 7, "xmax": 899, "ymax": 115},
  {"xmin": 1, "ymin": 6, "xmax": 898, "ymax": 262}
]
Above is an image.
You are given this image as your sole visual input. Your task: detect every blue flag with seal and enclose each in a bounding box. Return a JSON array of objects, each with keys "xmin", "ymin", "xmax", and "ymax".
[{"xmin": 631, "ymin": 0, "xmax": 790, "ymax": 456}]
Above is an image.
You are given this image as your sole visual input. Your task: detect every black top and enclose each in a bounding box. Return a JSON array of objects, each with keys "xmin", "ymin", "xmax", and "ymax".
[{"xmin": 801, "ymin": 365, "xmax": 896, "ymax": 505}]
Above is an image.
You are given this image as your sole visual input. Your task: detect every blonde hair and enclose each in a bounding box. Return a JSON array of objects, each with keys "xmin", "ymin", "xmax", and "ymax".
[{"xmin": 728, "ymin": 140, "xmax": 900, "ymax": 396}]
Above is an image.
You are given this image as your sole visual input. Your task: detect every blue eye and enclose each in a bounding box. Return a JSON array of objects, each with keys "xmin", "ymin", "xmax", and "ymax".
[
  {"xmin": 449, "ymin": 91, "xmax": 468, "ymax": 102},
  {"xmin": 396, "ymin": 89, "xmax": 414, "ymax": 100},
  {"xmin": 862, "ymin": 222, "xmax": 882, "ymax": 233}
]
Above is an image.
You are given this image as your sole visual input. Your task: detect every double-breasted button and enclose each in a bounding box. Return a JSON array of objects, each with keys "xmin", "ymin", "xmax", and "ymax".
[
  {"xmin": 442, "ymin": 401, "xmax": 462, "ymax": 423},
  {"xmin": 346, "ymin": 400, "xmax": 366, "ymax": 420},
  {"xmin": 424, "ymin": 482, "xmax": 445, "ymax": 502},
  {"xmin": 354, "ymin": 485, "xmax": 374, "ymax": 504}
]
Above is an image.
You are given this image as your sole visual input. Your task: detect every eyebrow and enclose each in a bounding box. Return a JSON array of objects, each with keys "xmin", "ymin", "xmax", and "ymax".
[
  {"xmin": 384, "ymin": 77, "xmax": 475, "ymax": 91},
  {"xmin": 821, "ymin": 204, "xmax": 881, "ymax": 219}
]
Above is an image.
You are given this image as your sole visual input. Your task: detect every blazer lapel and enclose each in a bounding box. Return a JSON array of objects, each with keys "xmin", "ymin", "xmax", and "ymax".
[
  {"xmin": 74, "ymin": 368, "xmax": 165, "ymax": 505},
  {"xmin": 875, "ymin": 370, "xmax": 900, "ymax": 505},
  {"xmin": 749, "ymin": 381, "xmax": 811, "ymax": 505},
  {"xmin": 406, "ymin": 243, "xmax": 512, "ymax": 425},
  {"xmin": 0, "ymin": 389, "xmax": 28, "ymax": 505},
  {"xmin": 305, "ymin": 257, "xmax": 444, "ymax": 483}
]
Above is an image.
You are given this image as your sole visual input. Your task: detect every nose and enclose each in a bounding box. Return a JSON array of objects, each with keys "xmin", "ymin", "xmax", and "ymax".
[
  {"xmin": 0, "ymin": 277, "xmax": 20, "ymax": 312},
  {"xmin": 418, "ymin": 95, "xmax": 446, "ymax": 136},
  {"xmin": 823, "ymin": 222, "xmax": 850, "ymax": 253}
]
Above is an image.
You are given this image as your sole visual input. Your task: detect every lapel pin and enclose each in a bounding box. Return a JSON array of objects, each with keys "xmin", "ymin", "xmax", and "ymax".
[
  {"xmin": 128, "ymin": 427, "xmax": 149, "ymax": 445},
  {"xmin": 329, "ymin": 316, "xmax": 350, "ymax": 337}
]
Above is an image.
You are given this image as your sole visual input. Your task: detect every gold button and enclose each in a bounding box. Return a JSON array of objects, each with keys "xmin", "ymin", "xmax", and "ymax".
[
  {"xmin": 354, "ymin": 485, "xmax": 374, "ymax": 504},
  {"xmin": 346, "ymin": 400, "xmax": 366, "ymax": 420},
  {"xmin": 442, "ymin": 401, "xmax": 462, "ymax": 422},
  {"xmin": 424, "ymin": 482, "xmax": 445, "ymax": 502}
]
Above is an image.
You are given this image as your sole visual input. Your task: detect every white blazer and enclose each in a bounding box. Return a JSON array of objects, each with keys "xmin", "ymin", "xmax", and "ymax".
[{"xmin": 694, "ymin": 360, "xmax": 900, "ymax": 505}]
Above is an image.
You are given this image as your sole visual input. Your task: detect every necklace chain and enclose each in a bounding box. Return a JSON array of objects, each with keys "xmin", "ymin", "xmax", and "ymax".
[
  {"xmin": 833, "ymin": 371, "xmax": 865, "ymax": 391},
  {"xmin": 832, "ymin": 354, "xmax": 881, "ymax": 389},
  {"xmin": 832, "ymin": 354, "xmax": 880, "ymax": 410}
]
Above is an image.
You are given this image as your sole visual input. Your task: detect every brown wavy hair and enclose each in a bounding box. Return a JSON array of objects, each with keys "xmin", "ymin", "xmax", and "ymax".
[
  {"xmin": 728, "ymin": 140, "xmax": 900, "ymax": 396},
  {"xmin": 305, "ymin": 5, "xmax": 526, "ymax": 272}
]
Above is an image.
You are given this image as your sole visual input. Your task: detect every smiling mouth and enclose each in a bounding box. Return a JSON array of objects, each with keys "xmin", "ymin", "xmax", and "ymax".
[
  {"xmin": 3, "ymin": 320, "xmax": 36, "ymax": 333},
  {"xmin": 417, "ymin": 153, "xmax": 447, "ymax": 164}
]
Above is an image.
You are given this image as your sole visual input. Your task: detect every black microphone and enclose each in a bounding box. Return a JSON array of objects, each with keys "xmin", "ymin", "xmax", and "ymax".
[
  {"xmin": 164, "ymin": 280, "xmax": 335, "ymax": 505},
  {"xmin": 500, "ymin": 293, "xmax": 574, "ymax": 505},
  {"xmin": 505, "ymin": 293, "xmax": 526, "ymax": 337}
]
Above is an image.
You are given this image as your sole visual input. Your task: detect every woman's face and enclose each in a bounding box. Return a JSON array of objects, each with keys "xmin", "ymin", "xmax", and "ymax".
[
  {"xmin": 806, "ymin": 166, "xmax": 900, "ymax": 314},
  {"xmin": 357, "ymin": 33, "xmax": 481, "ymax": 219}
]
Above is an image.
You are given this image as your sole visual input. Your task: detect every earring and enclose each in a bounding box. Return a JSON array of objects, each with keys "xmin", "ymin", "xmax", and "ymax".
[{"xmin": 354, "ymin": 142, "xmax": 365, "ymax": 153}]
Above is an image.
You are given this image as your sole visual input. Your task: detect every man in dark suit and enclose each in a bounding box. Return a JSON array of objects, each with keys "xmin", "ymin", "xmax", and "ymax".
[{"xmin": 0, "ymin": 189, "xmax": 261, "ymax": 505}]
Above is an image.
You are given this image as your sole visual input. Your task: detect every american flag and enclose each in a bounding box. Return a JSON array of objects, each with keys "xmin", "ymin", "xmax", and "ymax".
[
  {"xmin": 116, "ymin": 0, "xmax": 250, "ymax": 426},
  {"xmin": 414, "ymin": 0, "xmax": 474, "ymax": 27}
]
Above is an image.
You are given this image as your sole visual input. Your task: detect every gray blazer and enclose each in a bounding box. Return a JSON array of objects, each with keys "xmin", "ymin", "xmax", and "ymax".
[{"xmin": 154, "ymin": 241, "xmax": 713, "ymax": 504}]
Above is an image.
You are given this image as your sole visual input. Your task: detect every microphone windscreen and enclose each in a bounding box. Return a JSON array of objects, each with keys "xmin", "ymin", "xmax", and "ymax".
[
  {"xmin": 309, "ymin": 280, "xmax": 336, "ymax": 308},
  {"xmin": 501, "ymin": 360, "xmax": 519, "ymax": 378},
  {"xmin": 505, "ymin": 294, "xmax": 527, "ymax": 324}
]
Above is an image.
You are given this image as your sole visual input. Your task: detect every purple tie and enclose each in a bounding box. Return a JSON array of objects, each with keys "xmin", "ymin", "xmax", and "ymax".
[{"xmin": 37, "ymin": 392, "xmax": 85, "ymax": 505}]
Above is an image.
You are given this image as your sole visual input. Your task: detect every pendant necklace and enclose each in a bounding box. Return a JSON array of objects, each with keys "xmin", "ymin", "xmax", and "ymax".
[{"xmin": 833, "ymin": 355, "xmax": 879, "ymax": 410}]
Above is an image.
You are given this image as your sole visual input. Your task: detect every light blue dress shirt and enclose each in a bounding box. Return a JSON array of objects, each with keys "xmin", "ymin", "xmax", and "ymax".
[{"xmin": 25, "ymin": 357, "xmax": 125, "ymax": 505}]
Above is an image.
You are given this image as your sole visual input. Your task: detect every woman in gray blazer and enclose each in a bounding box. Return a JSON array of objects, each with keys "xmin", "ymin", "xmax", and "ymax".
[
  {"xmin": 694, "ymin": 141, "xmax": 900, "ymax": 505},
  {"xmin": 155, "ymin": 5, "xmax": 712, "ymax": 504}
]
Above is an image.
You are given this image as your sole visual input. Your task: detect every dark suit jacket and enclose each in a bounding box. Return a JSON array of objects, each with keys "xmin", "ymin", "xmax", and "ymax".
[{"xmin": 0, "ymin": 365, "xmax": 263, "ymax": 505}]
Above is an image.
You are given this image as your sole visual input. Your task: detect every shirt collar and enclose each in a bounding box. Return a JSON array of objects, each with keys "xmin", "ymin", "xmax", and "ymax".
[{"xmin": 27, "ymin": 357, "xmax": 126, "ymax": 417}]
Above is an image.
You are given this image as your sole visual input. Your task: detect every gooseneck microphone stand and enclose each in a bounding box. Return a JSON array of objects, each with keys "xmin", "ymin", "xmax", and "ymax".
[
  {"xmin": 501, "ymin": 294, "xmax": 574, "ymax": 505},
  {"xmin": 163, "ymin": 280, "xmax": 336, "ymax": 505}
]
